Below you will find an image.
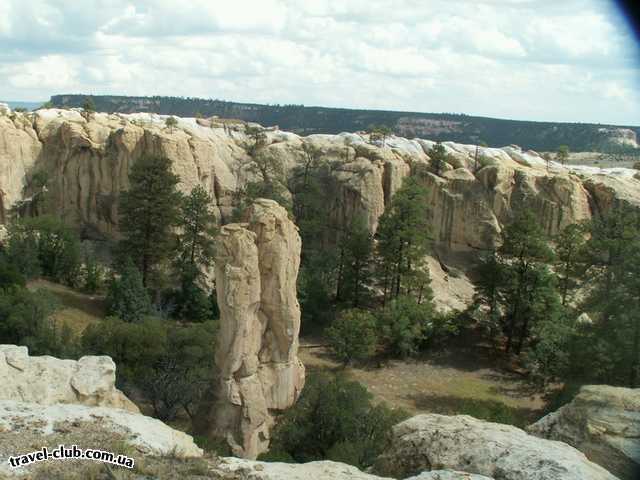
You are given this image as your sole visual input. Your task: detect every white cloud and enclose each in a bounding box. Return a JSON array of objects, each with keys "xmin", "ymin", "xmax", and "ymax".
[{"xmin": 0, "ymin": 0, "xmax": 638, "ymax": 125}]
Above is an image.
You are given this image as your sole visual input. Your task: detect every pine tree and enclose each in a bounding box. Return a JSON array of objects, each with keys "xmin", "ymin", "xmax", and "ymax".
[
  {"xmin": 375, "ymin": 177, "xmax": 431, "ymax": 304},
  {"xmin": 429, "ymin": 142, "xmax": 447, "ymax": 176},
  {"xmin": 106, "ymin": 259, "xmax": 152, "ymax": 322},
  {"xmin": 174, "ymin": 185, "xmax": 218, "ymax": 321},
  {"xmin": 118, "ymin": 155, "xmax": 182, "ymax": 287},
  {"xmin": 339, "ymin": 216, "xmax": 374, "ymax": 308},
  {"xmin": 554, "ymin": 222, "xmax": 587, "ymax": 305},
  {"xmin": 498, "ymin": 209, "xmax": 556, "ymax": 354}
]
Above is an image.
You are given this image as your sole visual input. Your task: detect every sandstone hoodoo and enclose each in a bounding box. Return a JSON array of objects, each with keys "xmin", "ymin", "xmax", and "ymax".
[{"xmin": 211, "ymin": 199, "xmax": 306, "ymax": 459}]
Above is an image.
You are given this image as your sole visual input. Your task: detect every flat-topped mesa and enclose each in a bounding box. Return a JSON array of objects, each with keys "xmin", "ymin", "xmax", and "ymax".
[{"xmin": 211, "ymin": 199, "xmax": 305, "ymax": 459}]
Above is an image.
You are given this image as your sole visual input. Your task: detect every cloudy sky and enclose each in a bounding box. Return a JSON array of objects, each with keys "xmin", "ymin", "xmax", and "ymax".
[{"xmin": 1, "ymin": 0, "xmax": 639, "ymax": 124}]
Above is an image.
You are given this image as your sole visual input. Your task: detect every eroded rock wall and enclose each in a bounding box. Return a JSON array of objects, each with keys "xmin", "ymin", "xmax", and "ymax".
[
  {"xmin": 0, "ymin": 107, "xmax": 638, "ymax": 255},
  {"xmin": 212, "ymin": 199, "xmax": 305, "ymax": 459}
]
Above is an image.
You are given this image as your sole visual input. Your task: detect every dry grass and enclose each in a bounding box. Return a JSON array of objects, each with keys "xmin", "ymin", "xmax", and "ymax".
[
  {"xmin": 27, "ymin": 279, "xmax": 105, "ymax": 334},
  {"xmin": 300, "ymin": 334, "xmax": 553, "ymax": 427}
]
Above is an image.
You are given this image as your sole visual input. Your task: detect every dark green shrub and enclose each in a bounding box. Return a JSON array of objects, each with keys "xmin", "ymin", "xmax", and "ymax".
[
  {"xmin": 106, "ymin": 259, "xmax": 151, "ymax": 322},
  {"xmin": 326, "ymin": 309, "xmax": 378, "ymax": 365},
  {"xmin": 263, "ymin": 373, "xmax": 407, "ymax": 469}
]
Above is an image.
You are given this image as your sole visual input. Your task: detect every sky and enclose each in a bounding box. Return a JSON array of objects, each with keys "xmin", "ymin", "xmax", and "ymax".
[{"xmin": 0, "ymin": 0, "xmax": 639, "ymax": 125}]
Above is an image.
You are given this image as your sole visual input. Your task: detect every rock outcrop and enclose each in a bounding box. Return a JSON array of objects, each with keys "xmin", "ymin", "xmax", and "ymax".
[
  {"xmin": 527, "ymin": 385, "xmax": 640, "ymax": 480},
  {"xmin": 212, "ymin": 458, "xmax": 492, "ymax": 480},
  {"xmin": 212, "ymin": 199, "xmax": 305, "ymax": 459},
  {"xmin": 0, "ymin": 344, "xmax": 138, "ymax": 412},
  {"xmin": 375, "ymin": 414, "xmax": 619, "ymax": 480},
  {"xmin": 1, "ymin": 108, "xmax": 638, "ymax": 259}
]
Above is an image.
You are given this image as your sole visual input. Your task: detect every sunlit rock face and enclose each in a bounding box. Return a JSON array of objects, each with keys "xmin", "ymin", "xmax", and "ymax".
[
  {"xmin": 0, "ymin": 344, "xmax": 138, "ymax": 412},
  {"xmin": 1, "ymin": 108, "xmax": 638, "ymax": 253},
  {"xmin": 528, "ymin": 385, "xmax": 640, "ymax": 480},
  {"xmin": 211, "ymin": 199, "xmax": 305, "ymax": 459},
  {"xmin": 375, "ymin": 414, "xmax": 619, "ymax": 480}
]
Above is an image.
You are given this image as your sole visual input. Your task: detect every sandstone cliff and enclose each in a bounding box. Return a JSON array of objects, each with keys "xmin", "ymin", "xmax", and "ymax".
[
  {"xmin": 1, "ymin": 107, "xmax": 638, "ymax": 257},
  {"xmin": 212, "ymin": 199, "xmax": 305, "ymax": 459}
]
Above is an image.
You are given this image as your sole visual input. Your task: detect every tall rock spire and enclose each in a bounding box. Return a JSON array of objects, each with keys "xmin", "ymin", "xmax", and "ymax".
[{"xmin": 212, "ymin": 198, "xmax": 305, "ymax": 459}]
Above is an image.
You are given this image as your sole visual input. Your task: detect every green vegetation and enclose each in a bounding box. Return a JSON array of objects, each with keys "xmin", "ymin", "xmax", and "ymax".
[
  {"xmin": 165, "ymin": 116, "xmax": 178, "ymax": 129},
  {"xmin": 429, "ymin": 142, "xmax": 448, "ymax": 175},
  {"xmin": 105, "ymin": 259, "xmax": 151, "ymax": 322},
  {"xmin": 260, "ymin": 373, "xmax": 407, "ymax": 469},
  {"xmin": 376, "ymin": 176, "xmax": 432, "ymax": 305},
  {"xmin": 326, "ymin": 309, "xmax": 378, "ymax": 365},
  {"xmin": 117, "ymin": 154, "xmax": 182, "ymax": 287},
  {"xmin": 82, "ymin": 97, "xmax": 95, "ymax": 113}
]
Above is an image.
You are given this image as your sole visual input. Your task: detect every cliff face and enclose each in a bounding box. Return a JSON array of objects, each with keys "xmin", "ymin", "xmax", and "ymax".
[
  {"xmin": 0, "ymin": 107, "xmax": 639, "ymax": 255},
  {"xmin": 212, "ymin": 199, "xmax": 305, "ymax": 459}
]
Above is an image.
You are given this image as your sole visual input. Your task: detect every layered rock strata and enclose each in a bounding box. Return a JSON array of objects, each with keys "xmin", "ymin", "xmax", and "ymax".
[{"xmin": 212, "ymin": 199, "xmax": 305, "ymax": 459}]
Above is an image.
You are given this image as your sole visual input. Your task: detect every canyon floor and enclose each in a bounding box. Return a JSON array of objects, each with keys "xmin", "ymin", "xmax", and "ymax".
[{"xmin": 31, "ymin": 278, "xmax": 554, "ymax": 430}]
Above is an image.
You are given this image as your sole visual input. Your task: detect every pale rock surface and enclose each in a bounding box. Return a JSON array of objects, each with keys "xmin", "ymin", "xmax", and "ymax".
[
  {"xmin": 527, "ymin": 385, "xmax": 640, "ymax": 480},
  {"xmin": 212, "ymin": 199, "xmax": 305, "ymax": 459},
  {"xmin": 1, "ymin": 109, "xmax": 638, "ymax": 259},
  {"xmin": 406, "ymin": 472, "xmax": 493, "ymax": 480},
  {"xmin": 0, "ymin": 399, "xmax": 202, "ymax": 476},
  {"xmin": 0, "ymin": 345, "xmax": 138, "ymax": 412},
  {"xmin": 375, "ymin": 414, "xmax": 619, "ymax": 480},
  {"xmin": 214, "ymin": 457, "xmax": 393, "ymax": 479}
]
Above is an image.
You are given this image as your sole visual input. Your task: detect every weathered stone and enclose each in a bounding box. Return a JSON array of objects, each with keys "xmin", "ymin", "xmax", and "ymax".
[
  {"xmin": 0, "ymin": 399, "xmax": 202, "ymax": 474},
  {"xmin": 527, "ymin": 385, "xmax": 640, "ymax": 480},
  {"xmin": 375, "ymin": 414, "xmax": 619, "ymax": 480},
  {"xmin": 0, "ymin": 345, "xmax": 138, "ymax": 412},
  {"xmin": 406, "ymin": 472, "xmax": 494, "ymax": 480},
  {"xmin": 213, "ymin": 458, "xmax": 393, "ymax": 479},
  {"xmin": 212, "ymin": 199, "xmax": 305, "ymax": 459}
]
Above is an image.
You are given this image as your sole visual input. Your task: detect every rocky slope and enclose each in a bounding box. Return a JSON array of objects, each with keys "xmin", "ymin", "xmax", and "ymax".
[
  {"xmin": 211, "ymin": 199, "xmax": 305, "ymax": 459},
  {"xmin": 528, "ymin": 385, "xmax": 640, "ymax": 480},
  {"xmin": 1, "ymin": 106, "xmax": 638, "ymax": 262}
]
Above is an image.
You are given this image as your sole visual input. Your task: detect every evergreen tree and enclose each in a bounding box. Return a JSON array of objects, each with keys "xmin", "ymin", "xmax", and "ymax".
[
  {"xmin": 554, "ymin": 222, "xmax": 587, "ymax": 305},
  {"xmin": 572, "ymin": 205, "xmax": 640, "ymax": 387},
  {"xmin": 375, "ymin": 177, "xmax": 431, "ymax": 304},
  {"xmin": 429, "ymin": 142, "xmax": 448, "ymax": 175},
  {"xmin": 326, "ymin": 309, "xmax": 378, "ymax": 365},
  {"xmin": 503, "ymin": 212, "xmax": 557, "ymax": 354},
  {"xmin": 106, "ymin": 259, "xmax": 152, "ymax": 323},
  {"xmin": 174, "ymin": 185, "xmax": 218, "ymax": 321},
  {"xmin": 339, "ymin": 216, "xmax": 374, "ymax": 308},
  {"xmin": 118, "ymin": 155, "xmax": 182, "ymax": 287}
]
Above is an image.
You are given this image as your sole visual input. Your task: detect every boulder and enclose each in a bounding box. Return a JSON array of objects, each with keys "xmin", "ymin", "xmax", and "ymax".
[
  {"xmin": 375, "ymin": 414, "xmax": 619, "ymax": 480},
  {"xmin": 211, "ymin": 199, "xmax": 305, "ymax": 459},
  {"xmin": 0, "ymin": 345, "xmax": 138, "ymax": 412},
  {"xmin": 527, "ymin": 385, "xmax": 640, "ymax": 480}
]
